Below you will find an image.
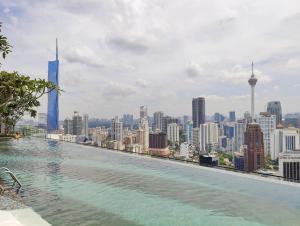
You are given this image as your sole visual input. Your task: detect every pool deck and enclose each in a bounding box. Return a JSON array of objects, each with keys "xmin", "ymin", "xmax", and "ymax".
[{"xmin": 0, "ymin": 208, "xmax": 50, "ymax": 226}]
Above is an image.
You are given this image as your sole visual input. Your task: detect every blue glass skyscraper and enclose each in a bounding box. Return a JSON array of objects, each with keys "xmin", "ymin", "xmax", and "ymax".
[{"xmin": 47, "ymin": 39, "xmax": 59, "ymax": 133}]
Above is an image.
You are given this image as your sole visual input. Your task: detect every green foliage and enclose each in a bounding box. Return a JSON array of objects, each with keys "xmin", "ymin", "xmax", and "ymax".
[
  {"xmin": 0, "ymin": 22, "xmax": 12, "ymax": 63},
  {"xmin": 0, "ymin": 71, "xmax": 61, "ymax": 131}
]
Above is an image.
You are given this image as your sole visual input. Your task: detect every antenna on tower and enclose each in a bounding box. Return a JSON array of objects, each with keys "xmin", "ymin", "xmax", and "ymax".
[
  {"xmin": 56, "ymin": 38, "xmax": 58, "ymax": 61},
  {"xmin": 251, "ymin": 61, "xmax": 254, "ymax": 77}
]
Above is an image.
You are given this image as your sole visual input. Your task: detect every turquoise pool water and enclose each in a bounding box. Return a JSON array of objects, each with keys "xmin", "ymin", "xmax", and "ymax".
[{"xmin": 0, "ymin": 137, "xmax": 300, "ymax": 226}]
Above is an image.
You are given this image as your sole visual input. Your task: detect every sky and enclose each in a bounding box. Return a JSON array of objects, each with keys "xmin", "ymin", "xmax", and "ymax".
[{"xmin": 0, "ymin": 0, "xmax": 300, "ymax": 119}]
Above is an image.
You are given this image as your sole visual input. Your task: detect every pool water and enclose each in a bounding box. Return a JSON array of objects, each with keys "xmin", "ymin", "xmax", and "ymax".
[{"xmin": 0, "ymin": 138, "xmax": 300, "ymax": 226}]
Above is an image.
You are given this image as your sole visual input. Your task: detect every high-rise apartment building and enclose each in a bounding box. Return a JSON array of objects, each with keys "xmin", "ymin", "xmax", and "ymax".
[
  {"xmin": 149, "ymin": 133, "xmax": 168, "ymax": 149},
  {"xmin": 161, "ymin": 116, "xmax": 179, "ymax": 133},
  {"xmin": 185, "ymin": 121, "xmax": 193, "ymax": 144},
  {"xmin": 153, "ymin": 111, "xmax": 164, "ymax": 131},
  {"xmin": 82, "ymin": 114, "xmax": 89, "ymax": 137},
  {"xmin": 234, "ymin": 120, "xmax": 245, "ymax": 152},
  {"xmin": 111, "ymin": 116, "xmax": 123, "ymax": 142},
  {"xmin": 244, "ymin": 123, "xmax": 265, "ymax": 172},
  {"xmin": 257, "ymin": 112, "xmax": 276, "ymax": 157},
  {"xmin": 137, "ymin": 118, "xmax": 149, "ymax": 152},
  {"xmin": 192, "ymin": 97, "xmax": 205, "ymax": 128},
  {"xmin": 192, "ymin": 124, "xmax": 207, "ymax": 152},
  {"xmin": 73, "ymin": 111, "xmax": 83, "ymax": 135},
  {"xmin": 63, "ymin": 118, "xmax": 73, "ymax": 134},
  {"xmin": 167, "ymin": 123, "xmax": 180, "ymax": 144},
  {"xmin": 267, "ymin": 101, "xmax": 282, "ymax": 125},
  {"xmin": 47, "ymin": 39, "xmax": 59, "ymax": 133}
]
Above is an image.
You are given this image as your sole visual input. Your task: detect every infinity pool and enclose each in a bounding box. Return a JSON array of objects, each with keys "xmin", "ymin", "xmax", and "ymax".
[{"xmin": 0, "ymin": 138, "xmax": 300, "ymax": 226}]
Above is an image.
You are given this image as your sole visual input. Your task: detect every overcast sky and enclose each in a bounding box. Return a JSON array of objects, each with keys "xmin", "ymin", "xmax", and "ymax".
[{"xmin": 1, "ymin": 0, "xmax": 300, "ymax": 119}]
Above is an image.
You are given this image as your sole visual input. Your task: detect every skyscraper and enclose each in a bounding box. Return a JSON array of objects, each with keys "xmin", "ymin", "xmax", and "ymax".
[
  {"xmin": 234, "ymin": 120, "xmax": 245, "ymax": 152},
  {"xmin": 192, "ymin": 97, "xmax": 205, "ymax": 128},
  {"xmin": 257, "ymin": 112, "xmax": 276, "ymax": 157},
  {"xmin": 82, "ymin": 114, "xmax": 89, "ymax": 137},
  {"xmin": 229, "ymin": 111, "xmax": 236, "ymax": 122},
  {"xmin": 111, "ymin": 116, "xmax": 123, "ymax": 142},
  {"xmin": 244, "ymin": 123, "xmax": 265, "ymax": 172},
  {"xmin": 137, "ymin": 118, "xmax": 149, "ymax": 152},
  {"xmin": 167, "ymin": 123, "xmax": 180, "ymax": 144},
  {"xmin": 185, "ymin": 121, "xmax": 193, "ymax": 144},
  {"xmin": 267, "ymin": 101, "xmax": 282, "ymax": 125},
  {"xmin": 153, "ymin": 111, "xmax": 164, "ymax": 131},
  {"xmin": 73, "ymin": 111, "xmax": 83, "ymax": 135},
  {"xmin": 47, "ymin": 39, "xmax": 59, "ymax": 133},
  {"xmin": 248, "ymin": 62, "xmax": 257, "ymax": 121},
  {"xmin": 63, "ymin": 118, "xmax": 73, "ymax": 134}
]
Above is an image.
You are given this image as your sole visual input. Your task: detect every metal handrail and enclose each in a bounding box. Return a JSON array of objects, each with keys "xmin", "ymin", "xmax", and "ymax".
[{"xmin": 0, "ymin": 167, "xmax": 22, "ymax": 188}]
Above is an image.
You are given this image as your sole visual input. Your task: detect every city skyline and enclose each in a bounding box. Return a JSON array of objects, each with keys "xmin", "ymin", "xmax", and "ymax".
[{"xmin": 1, "ymin": 0, "xmax": 300, "ymax": 118}]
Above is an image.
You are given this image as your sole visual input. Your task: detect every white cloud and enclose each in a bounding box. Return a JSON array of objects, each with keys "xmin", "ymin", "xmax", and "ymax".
[
  {"xmin": 102, "ymin": 81, "xmax": 137, "ymax": 99},
  {"xmin": 286, "ymin": 58, "xmax": 300, "ymax": 69},
  {"xmin": 135, "ymin": 79, "xmax": 148, "ymax": 88},
  {"xmin": 1, "ymin": 0, "xmax": 300, "ymax": 118}
]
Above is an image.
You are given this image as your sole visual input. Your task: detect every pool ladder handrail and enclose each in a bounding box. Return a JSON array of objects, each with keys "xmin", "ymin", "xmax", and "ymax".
[{"xmin": 0, "ymin": 167, "xmax": 22, "ymax": 188}]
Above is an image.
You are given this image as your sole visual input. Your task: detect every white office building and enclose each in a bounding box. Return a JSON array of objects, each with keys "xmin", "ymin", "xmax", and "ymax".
[
  {"xmin": 257, "ymin": 112, "xmax": 276, "ymax": 157},
  {"xmin": 137, "ymin": 118, "xmax": 149, "ymax": 152},
  {"xmin": 82, "ymin": 114, "xmax": 89, "ymax": 137},
  {"xmin": 192, "ymin": 124, "xmax": 207, "ymax": 152},
  {"xmin": 206, "ymin": 122, "xmax": 219, "ymax": 146},
  {"xmin": 279, "ymin": 151, "xmax": 300, "ymax": 180},
  {"xmin": 167, "ymin": 123, "xmax": 180, "ymax": 144},
  {"xmin": 271, "ymin": 126, "xmax": 300, "ymax": 160}
]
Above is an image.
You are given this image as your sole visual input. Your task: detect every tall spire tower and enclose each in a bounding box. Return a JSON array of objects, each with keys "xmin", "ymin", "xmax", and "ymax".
[
  {"xmin": 248, "ymin": 62, "xmax": 257, "ymax": 122},
  {"xmin": 47, "ymin": 39, "xmax": 59, "ymax": 133},
  {"xmin": 56, "ymin": 38, "xmax": 58, "ymax": 61}
]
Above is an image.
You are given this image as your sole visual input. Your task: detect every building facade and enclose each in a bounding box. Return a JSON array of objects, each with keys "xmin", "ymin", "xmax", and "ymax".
[
  {"xmin": 153, "ymin": 111, "xmax": 164, "ymax": 132},
  {"xmin": 244, "ymin": 123, "xmax": 264, "ymax": 172},
  {"xmin": 271, "ymin": 126, "xmax": 300, "ymax": 160},
  {"xmin": 82, "ymin": 114, "xmax": 89, "ymax": 137},
  {"xmin": 111, "ymin": 116, "xmax": 123, "ymax": 142},
  {"xmin": 234, "ymin": 120, "xmax": 245, "ymax": 152},
  {"xmin": 167, "ymin": 123, "xmax": 180, "ymax": 144},
  {"xmin": 267, "ymin": 101, "xmax": 282, "ymax": 125},
  {"xmin": 229, "ymin": 111, "xmax": 236, "ymax": 122},
  {"xmin": 279, "ymin": 151, "xmax": 300, "ymax": 180},
  {"xmin": 185, "ymin": 121, "xmax": 193, "ymax": 144},
  {"xmin": 72, "ymin": 111, "xmax": 83, "ymax": 135},
  {"xmin": 63, "ymin": 118, "xmax": 73, "ymax": 134},
  {"xmin": 149, "ymin": 133, "xmax": 167, "ymax": 149},
  {"xmin": 47, "ymin": 39, "xmax": 59, "ymax": 133},
  {"xmin": 257, "ymin": 112, "xmax": 276, "ymax": 157},
  {"xmin": 192, "ymin": 97, "xmax": 205, "ymax": 128}
]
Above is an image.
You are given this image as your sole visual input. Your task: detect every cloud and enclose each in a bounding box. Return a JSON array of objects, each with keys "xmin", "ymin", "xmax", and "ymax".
[
  {"xmin": 107, "ymin": 35, "xmax": 149, "ymax": 54},
  {"xmin": 221, "ymin": 65, "xmax": 272, "ymax": 85},
  {"xmin": 185, "ymin": 61, "xmax": 203, "ymax": 78},
  {"xmin": 135, "ymin": 79, "xmax": 148, "ymax": 88},
  {"xmin": 63, "ymin": 46, "xmax": 105, "ymax": 68},
  {"xmin": 102, "ymin": 81, "xmax": 136, "ymax": 99},
  {"xmin": 2, "ymin": 0, "xmax": 300, "ymax": 118},
  {"xmin": 286, "ymin": 58, "xmax": 300, "ymax": 69}
]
